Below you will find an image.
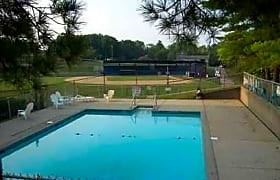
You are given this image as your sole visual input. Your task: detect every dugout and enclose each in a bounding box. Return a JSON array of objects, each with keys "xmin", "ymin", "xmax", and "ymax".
[{"xmin": 103, "ymin": 59, "xmax": 206, "ymax": 77}]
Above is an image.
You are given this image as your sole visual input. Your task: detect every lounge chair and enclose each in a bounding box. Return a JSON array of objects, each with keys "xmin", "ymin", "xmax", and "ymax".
[
  {"xmin": 18, "ymin": 102, "xmax": 34, "ymax": 120},
  {"xmin": 104, "ymin": 90, "xmax": 114, "ymax": 102},
  {"xmin": 50, "ymin": 94, "xmax": 64, "ymax": 109},
  {"xmin": 55, "ymin": 91, "xmax": 72, "ymax": 104},
  {"xmin": 74, "ymin": 94, "xmax": 95, "ymax": 102}
]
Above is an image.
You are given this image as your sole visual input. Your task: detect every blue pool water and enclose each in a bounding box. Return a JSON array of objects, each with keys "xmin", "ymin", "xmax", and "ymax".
[{"xmin": 1, "ymin": 109, "xmax": 206, "ymax": 179}]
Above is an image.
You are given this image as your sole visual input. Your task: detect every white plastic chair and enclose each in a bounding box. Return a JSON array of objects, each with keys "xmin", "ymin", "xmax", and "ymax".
[
  {"xmin": 50, "ymin": 94, "xmax": 64, "ymax": 109},
  {"xmin": 17, "ymin": 102, "xmax": 34, "ymax": 120},
  {"xmin": 55, "ymin": 91, "xmax": 72, "ymax": 104},
  {"xmin": 104, "ymin": 90, "xmax": 114, "ymax": 102}
]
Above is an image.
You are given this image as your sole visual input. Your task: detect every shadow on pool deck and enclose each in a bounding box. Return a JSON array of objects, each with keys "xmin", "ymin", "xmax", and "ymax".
[{"xmin": 0, "ymin": 99, "xmax": 279, "ymax": 180}]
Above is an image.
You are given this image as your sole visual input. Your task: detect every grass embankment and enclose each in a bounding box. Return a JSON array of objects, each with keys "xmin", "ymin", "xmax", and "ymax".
[
  {"xmin": 0, "ymin": 77, "xmax": 67, "ymax": 98},
  {"xmin": 0, "ymin": 59, "xmax": 102, "ymax": 97},
  {"xmin": 0, "ymin": 76, "xmax": 221, "ymax": 99},
  {"xmin": 54, "ymin": 60, "xmax": 103, "ymax": 76}
]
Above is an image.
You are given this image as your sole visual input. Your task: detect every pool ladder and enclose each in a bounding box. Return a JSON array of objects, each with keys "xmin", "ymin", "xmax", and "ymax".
[{"xmin": 130, "ymin": 95, "xmax": 137, "ymax": 109}]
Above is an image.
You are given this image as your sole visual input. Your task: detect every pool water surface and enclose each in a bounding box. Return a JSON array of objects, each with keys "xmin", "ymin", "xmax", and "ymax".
[{"xmin": 1, "ymin": 109, "xmax": 206, "ymax": 179}]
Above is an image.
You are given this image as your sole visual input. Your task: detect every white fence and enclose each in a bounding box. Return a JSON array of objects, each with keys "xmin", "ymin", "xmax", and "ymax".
[{"xmin": 243, "ymin": 72, "xmax": 280, "ymax": 109}]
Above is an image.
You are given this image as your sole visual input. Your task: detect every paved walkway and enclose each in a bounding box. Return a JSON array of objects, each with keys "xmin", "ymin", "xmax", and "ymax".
[
  {"xmin": 0, "ymin": 99, "xmax": 279, "ymax": 180},
  {"xmin": 203, "ymin": 100, "xmax": 280, "ymax": 180},
  {"xmin": 220, "ymin": 68, "xmax": 236, "ymax": 87}
]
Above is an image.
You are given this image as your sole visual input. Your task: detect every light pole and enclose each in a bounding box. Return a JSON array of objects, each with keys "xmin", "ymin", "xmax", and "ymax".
[
  {"xmin": 73, "ymin": 80, "xmax": 76, "ymax": 96},
  {"xmin": 166, "ymin": 66, "xmax": 170, "ymax": 87},
  {"xmin": 165, "ymin": 66, "xmax": 171, "ymax": 92}
]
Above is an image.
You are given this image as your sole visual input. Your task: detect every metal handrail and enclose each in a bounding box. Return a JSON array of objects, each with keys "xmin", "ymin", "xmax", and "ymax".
[
  {"xmin": 130, "ymin": 95, "xmax": 136, "ymax": 109},
  {"xmin": 243, "ymin": 72, "xmax": 280, "ymax": 108},
  {"xmin": 243, "ymin": 72, "xmax": 280, "ymax": 86}
]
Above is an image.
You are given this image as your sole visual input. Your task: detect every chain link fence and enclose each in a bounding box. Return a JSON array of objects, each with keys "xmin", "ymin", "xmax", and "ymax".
[
  {"xmin": 243, "ymin": 72, "xmax": 280, "ymax": 109},
  {"xmin": 73, "ymin": 76, "xmax": 225, "ymax": 99},
  {"xmin": 0, "ymin": 82, "xmax": 75, "ymax": 122},
  {"xmin": 0, "ymin": 73, "xmax": 243, "ymax": 122}
]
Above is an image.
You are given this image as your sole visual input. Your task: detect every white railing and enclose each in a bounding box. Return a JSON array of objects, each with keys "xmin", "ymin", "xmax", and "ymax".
[{"xmin": 243, "ymin": 72, "xmax": 280, "ymax": 108}]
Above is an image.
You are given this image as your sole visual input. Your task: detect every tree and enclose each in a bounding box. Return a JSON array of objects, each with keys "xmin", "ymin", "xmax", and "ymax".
[
  {"xmin": 53, "ymin": 34, "xmax": 88, "ymax": 68},
  {"xmin": 139, "ymin": 0, "xmax": 217, "ymax": 41},
  {"xmin": 197, "ymin": 45, "xmax": 208, "ymax": 55},
  {"xmin": 167, "ymin": 39, "xmax": 205, "ymax": 59},
  {"xmin": 84, "ymin": 34, "xmax": 146, "ymax": 60},
  {"xmin": 118, "ymin": 40, "xmax": 145, "ymax": 60},
  {"xmin": 147, "ymin": 40, "xmax": 168, "ymax": 60},
  {"xmin": 208, "ymin": 44, "xmax": 219, "ymax": 66},
  {"xmin": 211, "ymin": 0, "xmax": 280, "ymax": 81},
  {"xmin": 140, "ymin": 0, "xmax": 280, "ymax": 82},
  {"xmin": 0, "ymin": 0, "xmax": 85, "ymax": 90},
  {"xmin": 250, "ymin": 39, "xmax": 280, "ymax": 82}
]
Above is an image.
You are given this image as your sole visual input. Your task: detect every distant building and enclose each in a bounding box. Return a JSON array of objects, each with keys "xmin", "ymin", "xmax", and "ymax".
[{"xmin": 176, "ymin": 52, "xmax": 209, "ymax": 65}]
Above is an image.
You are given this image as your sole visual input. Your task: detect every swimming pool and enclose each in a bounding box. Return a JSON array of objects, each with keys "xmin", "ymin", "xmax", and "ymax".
[{"xmin": 0, "ymin": 108, "xmax": 206, "ymax": 179}]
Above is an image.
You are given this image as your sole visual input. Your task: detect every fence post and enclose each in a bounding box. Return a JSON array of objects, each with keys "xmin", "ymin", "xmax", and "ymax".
[
  {"xmin": 73, "ymin": 80, "xmax": 76, "ymax": 96},
  {"xmin": 7, "ymin": 99, "xmax": 12, "ymax": 119},
  {"xmin": 76, "ymin": 83, "xmax": 78, "ymax": 96}
]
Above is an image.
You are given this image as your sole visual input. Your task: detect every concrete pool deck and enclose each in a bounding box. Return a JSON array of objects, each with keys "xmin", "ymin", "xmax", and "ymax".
[{"xmin": 0, "ymin": 99, "xmax": 279, "ymax": 180}]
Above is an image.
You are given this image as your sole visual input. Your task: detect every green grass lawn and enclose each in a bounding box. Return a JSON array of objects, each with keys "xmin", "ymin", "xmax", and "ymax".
[
  {"xmin": 42, "ymin": 77, "xmax": 66, "ymax": 85},
  {"xmin": 0, "ymin": 77, "xmax": 68, "ymax": 98},
  {"xmin": 0, "ymin": 77, "xmax": 66, "ymax": 91},
  {"xmin": 0, "ymin": 81, "xmax": 16, "ymax": 91},
  {"xmin": 55, "ymin": 60, "xmax": 102, "ymax": 76}
]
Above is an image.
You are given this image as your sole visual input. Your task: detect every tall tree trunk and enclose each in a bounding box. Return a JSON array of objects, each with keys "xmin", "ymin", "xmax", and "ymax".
[
  {"xmin": 33, "ymin": 88, "xmax": 45, "ymax": 110},
  {"xmin": 34, "ymin": 89, "xmax": 39, "ymax": 110},
  {"xmin": 32, "ymin": 78, "xmax": 43, "ymax": 110},
  {"xmin": 261, "ymin": 68, "xmax": 266, "ymax": 79},
  {"xmin": 273, "ymin": 66, "xmax": 280, "ymax": 83},
  {"xmin": 265, "ymin": 68, "xmax": 272, "ymax": 80}
]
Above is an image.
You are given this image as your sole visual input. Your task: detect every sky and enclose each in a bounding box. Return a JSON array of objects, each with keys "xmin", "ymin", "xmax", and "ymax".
[
  {"xmin": 81, "ymin": 0, "xmax": 173, "ymax": 46},
  {"xmin": 40, "ymin": 0, "xmax": 173, "ymax": 46},
  {"xmin": 39, "ymin": 0, "xmax": 209, "ymax": 46}
]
